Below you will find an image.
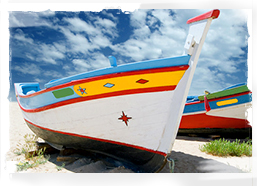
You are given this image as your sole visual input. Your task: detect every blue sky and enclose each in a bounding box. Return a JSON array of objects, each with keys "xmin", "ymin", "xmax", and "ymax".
[{"xmin": 8, "ymin": 9, "xmax": 250, "ymax": 101}]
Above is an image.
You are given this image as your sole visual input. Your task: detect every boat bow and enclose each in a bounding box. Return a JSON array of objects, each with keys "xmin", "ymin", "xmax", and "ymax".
[{"xmin": 158, "ymin": 9, "xmax": 220, "ymax": 153}]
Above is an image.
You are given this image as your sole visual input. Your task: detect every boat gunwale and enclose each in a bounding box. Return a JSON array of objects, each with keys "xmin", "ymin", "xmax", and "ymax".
[{"xmin": 44, "ymin": 55, "xmax": 191, "ymax": 89}]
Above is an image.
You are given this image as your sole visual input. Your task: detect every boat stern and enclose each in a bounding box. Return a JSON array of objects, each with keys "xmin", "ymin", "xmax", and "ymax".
[{"xmin": 15, "ymin": 83, "xmax": 40, "ymax": 97}]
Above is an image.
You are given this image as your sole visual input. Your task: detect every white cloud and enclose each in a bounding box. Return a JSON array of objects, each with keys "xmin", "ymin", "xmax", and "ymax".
[
  {"xmin": 59, "ymin": 16, "xmax": 117, "ymax": 56},
  {"xmin": 97, "ymin": 21, "xmax": 118, "ymax": 38},
  {"xmin": 151, "ymin": 9, "xmax": 176, "ymax": 28},
  {"xmin": 91, "ymin": 35, "xmax": 112, "ymax": 49},
  {"xmin": 146, "ymin": 15, "xmax": 159, "ymax": 29},
  {"xmin": 53, "ymin": 42, "xmax": 67, "ymax": 53},
  {"xmin": 68, "ymin": 53, "xmax": 109, "ymax": 75},
  {"xmin": 95, "ymin": 17, "xmax": 116, "ymax": 29},
  {"xmin": 12, "ymin": 26, "xmax": 66, "ymax": 66},
  {"xmin": 101, "ymin": 10, "xmax": 118, "ymax": 21},
  {"xmin": 34, "ymin": 78, "xmax": 45, "ymax": 84},
  {"xmin": 43, "ymin": 70, "xmax": 64, "ymax": 79},
  {"xmin": 203, "ymin": 10, "xmax": 248, "ymax": 60},
  {"xmin": 64, "ymin": 17, "xmax": 100, "ymax": 35},
  {"xmin": 89, "ymin": 53, "xmax": 110, "ymax": 69},
  {"xmin": 218, "ymin": 60, "xmax": 240, "ymax": 73},
  {"xmin": 38, "ymin": 10, "xmax": 55, "ymax": 17},
  {"xmin": 72, "ymin": 59, "xmax": 91, "ymax": 71},
  {"xmin": 13, "ymin": 63, "xmax": 41, "ymax": 75},
  {"xmin": 33, "ymin": 43, "xmax": 66, "ymax": 65},
  {"xmin": 133, "ymin": 25, "xmax": 151, "ymax": 39},
  {"xmin": 189, "ymin": 67, "xmax": 224, "ymax": 95},
  {"xmin": 25, "ymin": 53, "xmax": 35, "ymax": 61},
  {"xmin": 130, "ymin": 9, "xmax": 148, "ymax": 28},
  {"xmin": 111, "ymin": 9, "xmax": 187, "ymax": 62},
  {"xmin": 10, "ymin": 11, "xmax": 116, "ymax": 81},
  {"xmin": 59, "ymin": 27, "xmax": 91, "ymax": 55},
  {"xmin": 13, "ymin": 30, "xmax": 34, "ymax": 44},
  {"xmin": 9, "ymin": 14, "xmax": 25, "ymax": 27},
  {"xmin": 40, "ymin": 44, "xmax": 65, "ymax": 60},
  {"xmin": 9, "ymin": 11, "xmax": 54, "ymax": 28}
]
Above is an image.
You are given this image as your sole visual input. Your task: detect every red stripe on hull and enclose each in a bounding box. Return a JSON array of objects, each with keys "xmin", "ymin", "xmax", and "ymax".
[
  {"xmin": 24, "ymin": 119, "xmax": 167, "ymax": 157},
  {"xmin": 180, "ymin": 113, "xmax": 251, "ymax": 129}
]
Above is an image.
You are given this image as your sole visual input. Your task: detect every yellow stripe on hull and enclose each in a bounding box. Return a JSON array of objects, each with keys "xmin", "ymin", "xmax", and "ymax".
[
  {"xmin": 216, "ymin": 99, "xmax": 238, "ymax": 106},
  {"xmin": 74, "ymin": 70, "xmax": 187, "ymax": 97}
]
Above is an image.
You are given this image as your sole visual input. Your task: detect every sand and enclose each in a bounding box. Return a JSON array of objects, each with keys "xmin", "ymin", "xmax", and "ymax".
[{"xmin": 4, "ymin": 102, "xmax": 253, "ymax": 173}]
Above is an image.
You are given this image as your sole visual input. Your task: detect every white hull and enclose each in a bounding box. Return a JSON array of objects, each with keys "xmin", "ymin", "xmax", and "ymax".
[
  {"xmin": 206, "ymin": 103, "xmax": 251, "ymax": 120},
  {"xmin": 22, "ymin": 91, "xmax": 175, "ymax": 153}
]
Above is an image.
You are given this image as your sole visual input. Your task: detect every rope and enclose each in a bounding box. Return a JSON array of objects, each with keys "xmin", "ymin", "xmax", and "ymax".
[{"xmin": 167, "ymin": 156, "xmax": 175, "ymax": 173}]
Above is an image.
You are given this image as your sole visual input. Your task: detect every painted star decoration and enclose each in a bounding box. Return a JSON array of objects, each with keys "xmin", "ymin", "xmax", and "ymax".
[
  {"xmin": 77, "ymin": 86, "xmax": 87, "ymax": 95},
  {"xmin": 118, "ymin": 111, "xmax": 132, "ymax": 126}
]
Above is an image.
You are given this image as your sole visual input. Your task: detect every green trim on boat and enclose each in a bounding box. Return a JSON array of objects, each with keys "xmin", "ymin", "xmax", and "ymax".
[
  {"xmin": 198, "ymin": 85, "xmax": 250, "ymax": 101},
  {"xmin": 52, "ymin": 88, "xmax": 74, "ymax": 98}
]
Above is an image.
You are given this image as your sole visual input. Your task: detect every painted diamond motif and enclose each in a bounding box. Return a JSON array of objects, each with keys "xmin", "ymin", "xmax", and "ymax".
[
  {"xmin": 136, "ymin": 79, "xmax": 149, "ymax": 84},
  {"xmin": 104, "ymin": 83, "xmax": 115, "ymax": 88}
]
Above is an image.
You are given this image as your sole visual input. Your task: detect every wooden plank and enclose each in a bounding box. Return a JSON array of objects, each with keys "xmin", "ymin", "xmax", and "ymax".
[{"xmin": 56, "ymin": 156, "xmax": 79, "ymax": 164}]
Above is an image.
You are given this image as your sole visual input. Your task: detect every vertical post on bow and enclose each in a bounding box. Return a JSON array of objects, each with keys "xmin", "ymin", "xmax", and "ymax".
[{"xmin": 162, "ymin": 9, "xmax": 220, "ymax": 154}]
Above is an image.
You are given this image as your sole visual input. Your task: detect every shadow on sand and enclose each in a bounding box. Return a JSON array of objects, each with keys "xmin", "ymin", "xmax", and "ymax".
[
  {"xmin": 45, "ymin": 146, "xmax": 243, "ymax": 173},
  {"xmin": 46, "ymin": 150, "xmax": 135, "ymax": 173},
  {"xmin": 39, "ymin": 132, "xmax": 250, "ymax": 173},
  {"xmin": 160, "ymin": 151, "xmax": 243, "ymax": 173},
  {"xmin": 42, "ymin": 133, "xmax": 249, "ymax": 173}
]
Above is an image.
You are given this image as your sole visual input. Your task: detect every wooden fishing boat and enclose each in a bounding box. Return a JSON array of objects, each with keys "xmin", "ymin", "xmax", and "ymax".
[
  {"xmin": 15, "ymin": 10, "xmax": 220, "ymax": 172},
  {"xmin": 179, "ymin": 83, "xmax": 252, "ymax": 137}
]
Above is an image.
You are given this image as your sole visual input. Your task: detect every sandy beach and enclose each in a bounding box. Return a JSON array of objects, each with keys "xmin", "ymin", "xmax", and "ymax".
[{"xmin": 4, "ymin": 101, "xmax": 252, "ymax": 173}]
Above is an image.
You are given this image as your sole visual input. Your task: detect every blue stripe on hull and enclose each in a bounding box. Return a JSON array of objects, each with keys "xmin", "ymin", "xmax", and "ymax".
[
  {"xmin": 45, "ymin": 55, "xmax": 190, "ymax": 88},
  {"xmin": 18, "ymin": 85, "xmax": 78, "ymax": 110},
  {"xmin": 208, "ymin": 93, "xmax": 251, "ymax": 110},
  {"xmin": 183, "ymin": 93, "xmax": 251, "ymax": 114}
]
